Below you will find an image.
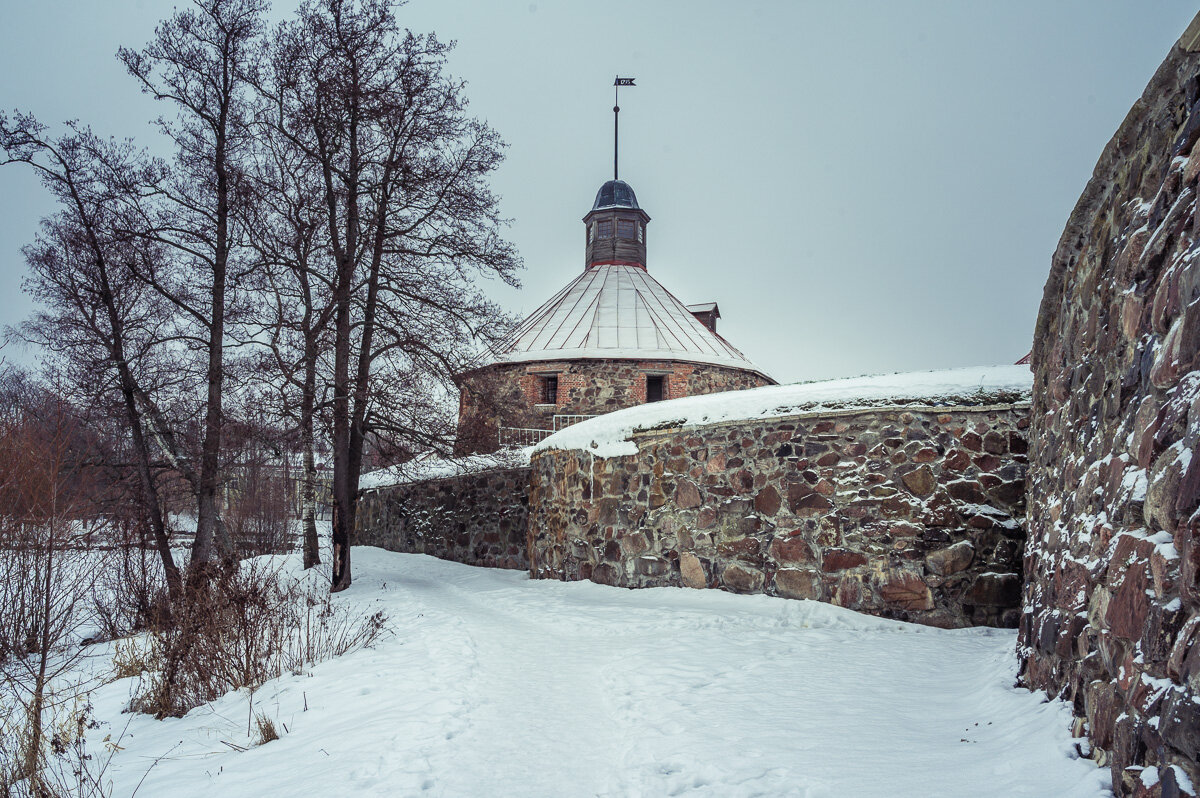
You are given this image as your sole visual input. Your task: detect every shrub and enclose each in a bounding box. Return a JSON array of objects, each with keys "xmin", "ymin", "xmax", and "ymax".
[
  {"xmin": 89, "ymin": 532, "xmax": 172, "ymax": 643},
  {"xmin": 225, "ymin": 468, "xmax": 294, "ymax": 558},
  {"xmin": 131, "ymin": 561, "xmax": 387, "ymax": 717}
]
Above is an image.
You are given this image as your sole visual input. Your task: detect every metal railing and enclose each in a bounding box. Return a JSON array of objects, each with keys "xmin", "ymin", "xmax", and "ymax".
[
  {"xmin": 497, "ymin": 415, "xmax": 599, "ymax": 449},
  {"xmin": 498, "ymin": 426, "xmax": 554, "ymax": 448},
  {"xmin": 553, "ymin": 414, "xmax": 597, "ymax": 431}
]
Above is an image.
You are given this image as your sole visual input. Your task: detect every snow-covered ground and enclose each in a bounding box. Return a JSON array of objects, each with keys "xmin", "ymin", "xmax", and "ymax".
[
  {"xmin": 537, "ymin": 365, "xmax": 1033, "ymax": 457},
  {"xmin": 71, "ymin": 547, "xmax": 1109, "ymax": 798}
]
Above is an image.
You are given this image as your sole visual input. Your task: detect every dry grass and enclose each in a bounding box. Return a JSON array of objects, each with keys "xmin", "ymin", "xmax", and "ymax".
[
  {"xmin": 253, "ymin": 713, "xmax": 279, "ymax": 746},
  {"xmin": 129, "ymin": 561, "xmax": 388, "ymax": 718},
  {"xmin": 0, "ymin": 695, "xmax": 115, "ymax": 798},
  {"xmin": 109, "ymin": 638, "xmax": 153, "ymax": 681}
]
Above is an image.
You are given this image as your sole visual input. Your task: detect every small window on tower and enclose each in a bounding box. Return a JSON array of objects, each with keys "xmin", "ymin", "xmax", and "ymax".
[
  {"xmin": 646, "ymin": 375, "xmax": 665, "ymax": 403},
  {"xmin": 617, "ymin": 219, "xmax": 635, "ymax": 239},
  {"xmin": 637, "ymin": 223, "xmax": 643, "ymax": 242},
  {"xmin": 541, "ymin": 375, "xmax": 558, "ymax": 404},
  {"xmin": 597, "ymin": 220, "xmax": 613, "ymax": 239}
]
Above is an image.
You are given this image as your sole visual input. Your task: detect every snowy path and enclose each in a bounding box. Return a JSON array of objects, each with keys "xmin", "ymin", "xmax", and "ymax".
[{"xmin": 88, "ymin": 549, "xmax": 1110, "ymax": 797}]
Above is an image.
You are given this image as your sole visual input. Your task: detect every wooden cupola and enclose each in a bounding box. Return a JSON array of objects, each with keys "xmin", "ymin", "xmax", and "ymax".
[{"xmin": 583, "ymin": 179, "xmax": 651, "ymax": 270}]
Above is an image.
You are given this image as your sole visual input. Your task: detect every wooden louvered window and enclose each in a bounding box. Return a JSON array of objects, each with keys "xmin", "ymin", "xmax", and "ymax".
[
  {"xmin": 596, "ymin": 220, "xmax": 613, "ymax": 239},
  {"xmin": 617, "ymin": 219, "xmax": 636, "ymax": 239}
]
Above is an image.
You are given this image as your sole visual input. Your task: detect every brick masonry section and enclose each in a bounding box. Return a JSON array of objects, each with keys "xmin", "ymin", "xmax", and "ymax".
[
  {"xmin": 527, "ymin": 404, "xmax": 1030, "ymax": 628},
  {"xmin": 455, "ymin": 359, "xmax": 772, "ymax": 454},
  {"xmin": 356, "ymin": 467, "xmax": 531, "ymax": 570},
  {"xmin": 1018, "ymin": 20, "xmax": 1200, "ymax": 794}
]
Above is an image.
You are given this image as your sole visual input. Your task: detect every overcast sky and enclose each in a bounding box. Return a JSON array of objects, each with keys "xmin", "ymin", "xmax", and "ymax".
[{"xmin": 1, "ymin": 1, "xmax": 1196, "ymax": 384}]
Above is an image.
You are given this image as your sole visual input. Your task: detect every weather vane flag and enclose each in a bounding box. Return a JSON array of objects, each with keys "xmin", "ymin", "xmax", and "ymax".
[{"xmin": 614, "ymin": 76, "xmax": 636, "ymax": 180}]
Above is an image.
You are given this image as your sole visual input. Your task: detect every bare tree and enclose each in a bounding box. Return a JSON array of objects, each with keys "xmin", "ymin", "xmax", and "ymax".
[
  {"xmin": 0, "ymin": 395, "xmax": 107, "ymax": 793},
  {"xmin": 241, "ymin": 96, "xmax": 336, "ymax": 569},
  {"xmin": 6, "ymin": 0, "xmax": 518, "ymax": 598},
  {"xmin": 117, "ymin": 0, "xmax": 268, "ymax": 575},
  {"xmin": 268, "ymin": 0, "xmax": 520, "ymax": 590},
  {"xmin": 452, "ymin": 366, "xmax": 540, "ymax": 456},
  {"xmin": 220, "ymin": 407, "xmax": 297, "ymax": 557},
  {"xmin": 0, "ymin": 115, "xmax": 185, "ymax": 602}
]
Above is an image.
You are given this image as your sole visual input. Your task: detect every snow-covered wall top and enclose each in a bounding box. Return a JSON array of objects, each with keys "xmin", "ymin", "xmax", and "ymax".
[
  {"xmin": 534, "ymin": 366, "xmax": 1032, "ymax": 458},
  {"xmin": 527, "ymin": 395, "xmax": 1031, "ymax": 629},
  {"xmin": 360, "ymin": 448, "xmax": 532, "ymax": 490}
]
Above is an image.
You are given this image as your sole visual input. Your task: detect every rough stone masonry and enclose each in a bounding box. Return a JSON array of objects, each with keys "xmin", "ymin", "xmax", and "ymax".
[
  {"xmin": 356, "ymin": 465, "xmax": 530, "ymax": 571},
  {"xmin": 1019, "ymin": 13, "xmax": 1200, "ymax": 796},
  {"xmin": 528, "ymin": 402, "xmax": 1030, "ymax": 628}
]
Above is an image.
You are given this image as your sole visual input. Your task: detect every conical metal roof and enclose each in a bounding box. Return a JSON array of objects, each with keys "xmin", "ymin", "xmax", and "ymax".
[{"xmin": 479, "ymin": 264, "xmax": 771, "ymax": 378}]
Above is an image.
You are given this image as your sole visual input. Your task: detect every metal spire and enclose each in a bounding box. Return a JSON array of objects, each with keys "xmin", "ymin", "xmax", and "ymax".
[{"xmin": 614, "ymin": 76, "xmax": 635, "ymax": 180}]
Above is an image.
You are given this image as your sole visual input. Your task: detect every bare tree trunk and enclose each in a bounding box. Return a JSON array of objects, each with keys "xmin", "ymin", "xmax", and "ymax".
[
  {"xmin": 301, "ymin": 345, "xmax": 320, "ymax": 569},
  {"xmin": 328, "ymin": 73, "xmax": 361, "ymax": 592},
  {"xmin": 117, "ymin": 0, "xmax": 264, "ymax": 579},
  {"xmin": 193, "ymin": 120, "xmax": 232, "ymax": 574},
  {"xmin": 339, "ymin": 176, "xmax": 391, "ymax": 587},
  {"xmin": 330, "ymin": 247, "xmax": 354, "ymax": 592},
  {"xmin": 116, "ymin": 369, "xmax": 183, "ymax": 602},
  {"xmin": 96, "ymin": 250, "xmax": 184, "ymax": 601},
  {"xmin": 23, "ymin": 513, "xmax": 54, "ymax": 788}
]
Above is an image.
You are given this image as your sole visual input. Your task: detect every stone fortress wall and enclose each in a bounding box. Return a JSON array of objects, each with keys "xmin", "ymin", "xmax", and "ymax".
[
  {"xmin": 356, "ymin": 465, "xmax": 530, "ymax": 571},
  {"xmin": 355, "ymin": 15, "xmax": 1200, "ymax": 794},
  {"xmin": 1017, "ymin": 17, "xmax": 1200, "ymax": 794},
  {"xmin": 360, "ymin": 393, "xmax": 1033, "ymax": 630},
  {"xmin": 526, "ymin": 403, "xmax": 1030, "ymax": 628}
]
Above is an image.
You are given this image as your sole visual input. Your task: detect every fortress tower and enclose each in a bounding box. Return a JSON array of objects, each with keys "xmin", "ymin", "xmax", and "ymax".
[
  {"xmin": 453, "ymin": 79, "xmax": 772, "ymax": 453},
  {"xmin": 454, "ymin": 175, "xmax": 773, "ymax": 454}
]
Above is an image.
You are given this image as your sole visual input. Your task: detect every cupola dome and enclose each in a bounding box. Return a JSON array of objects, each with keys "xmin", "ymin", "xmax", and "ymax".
[
  {"xmin": 591, "ymin": 179, "xmax": 640, "ymax": 211},
  {"xmin": 583, "ymin": 179, "xmax": 650, "ymax": 270}
]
